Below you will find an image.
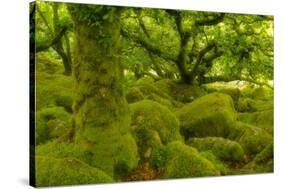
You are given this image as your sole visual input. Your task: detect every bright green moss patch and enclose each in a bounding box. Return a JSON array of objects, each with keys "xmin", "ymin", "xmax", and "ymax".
[
  {"xmin": 36, "ymin": 107, "xmax": 71, "ymax": 144},
  {"xmin": 229, "ymin": 122, "xmax": 273, "ymax": 155},
  {"xmin": 176, "ymin": 93, "xmax": 237, "ymax": 139},
  {"xmin": 130, "ymin": 100, "xmax": 183, "ymax": 160},
  {"xmin": 35, "ymin": 156, "xmax": 113, "ymax": 187},
  {"xmin": 163, "ymin": 142, "xmax": 220, "ymax": 178},
  {"xmin": 187, "ymin": 137, "xmax": 245, "ymax": 162}
]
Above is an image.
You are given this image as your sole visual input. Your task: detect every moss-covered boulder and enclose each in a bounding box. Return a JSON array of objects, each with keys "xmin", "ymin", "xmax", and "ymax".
[
  {"xmin": 36, "ymin": 53, "xmax": 62, "ymax": 74},
  {"xmin": 154, "ymin": 79, "xmax": 205, "ymax": 103},
  {"xmin": 237, "ymin": 97, "xmax": 273, "ymax": 112},
  {"xmin": 254, "ymin": 142, "xmax": 273, "ymax": 164},
  {"xmin": 76, "ymin": 128, "xmax": 139, "ymax": 178},
  {"xmin": 55, "ymin": 95, "xmax": 73, "ymax": 113},
  {"xmin": 36, "ymin": 71, "xmax": 73, "ymax": 111},
  {"xmin": 36, "ymin": 133, "xmax": 138, "ymax": 179},
  {"xmin": 238, "ymin": 110, "xmax": 273, "ymax": 134},
  {"xmin": 35, "ymin": 156, "xmax": 113, "ymax": 187},
  {"xmin": 176, "ymin": 93, "xmax": 237, "ymax": 139},
  {"xmin": 229, "ymin": 122, "xmax": 273, "ymax": 155},
  {"xmin": 130, "ymin": 100, "xmax": 183, "ymax": 160},
  {"xmin": 200, "ymin": 151, "xmax": 229, "ymax": 175},
  {"xmin": 187, "ymin": 137, "xmax": 245, "ymax": 162},
  {"xmin": 136, "ymin": 76, "xmax": 155, "ymax": 86},
  {"xmin": 146, "ymin": 93, "xmax": 174, "ymax": 109},
  {"xmin": 238, "ymin": 143, "xmax": 273, "ymax": 174},
  {"xmin": 252, "ymin": 87, "xmax": 273, "ymax": 100},
  {"xmin": 163, "ymin": 142, "xmax": 220, "ymax": 178},
  {"xmin": 204, "ymin": 83, "xmax": 241, "ymax": 105},
  {"xmin": 125, "ymin": 87, "xmax": 145, "ymax": 103},
  {"xmin": 36, "ymin": 107, "xmax": 71, "ymax": 144}
]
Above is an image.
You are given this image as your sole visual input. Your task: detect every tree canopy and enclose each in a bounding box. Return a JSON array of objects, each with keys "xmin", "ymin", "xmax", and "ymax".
[{"xmin": 34, "ymin": 2, "xmax": 273, "ymax": 86}]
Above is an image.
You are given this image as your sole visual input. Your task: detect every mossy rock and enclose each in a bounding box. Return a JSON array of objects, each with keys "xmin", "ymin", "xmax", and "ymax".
[
  {"xmin": 136, "ymin": 76, "xmax": 155, "ymax": 86},
  {"xmin": 200, "ymin": 151, "xmax": 229, "ymax": 175},
  {"xmin": 253, "ymin": 142, "xmax": 273, "ymax": 164},
  {"xmin": 238, "ymin": 143, "xmax": 273, "ymax": 174},
  {"xmin": 154, "ymin": 79, "xmax": 205, "ymax": 103},
  {"xmin": 252, "ymin": 87, "xmax": 273, "ymax": 100},
  {"xmin": 176, "ymin": 93, "xmax": 237, "ymax": 139},
  {"xmin": 163, "ymin": 142, "xmax": 220, "ymax": 178},
  {"xmin": 76, "ymin": 128, "xmax": 139, "ymax": 178},
  {"xmin": 130, "ymin": 100, "xmax": 183, "ymax": 160},
  {"xmin": 137, "ymin": 82, "xmax": 172, "ymax": 101},
  {"xmin": 125, "ymin": 87, "xmax": 145, "ymax": 103},
  {"xmin": 238, "ymin": 110, "xmax": 273, "ymax": 134},
  {"xmin": 146, "ymin": 93, "xmax": 174, "ymax": 110},
  {"xmin": 237, "ymin": 97, "xmax": 273, "ymax": 112},
  {"xmin": 36, "ymin": 53, "xmax": 63, "ymax": 74},
  {"xmin": 229, "ymin": 122, "xmax": 273, "ymax": 155},
  {"xmin": 55, "ymin": 95, "xmax": 73, "ymax": 113},
  {"xmin": 187, "ymin": 137, "xmax": 245, "ymax": 162},
  {"xmin": 36, "ymin": 71, "xmax": 73, "ymax": 111},
  {"xmin": 36, "ymin": 133, "xmax": 139, "ymax": 179},
  {"xmin": 35, "ymin": 156, "xmax": 113, "ymax": 187},
  {"xmin": 36, "ymin": 107, "xmax": 71, "ymax": 145},
  {"xmin": 203, "ymin": 82, "xmax": 240, "ymax": 104}
]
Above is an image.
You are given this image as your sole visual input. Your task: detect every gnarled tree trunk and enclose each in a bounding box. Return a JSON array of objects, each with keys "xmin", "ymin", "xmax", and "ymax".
[{"xmin": 70, "ymin": 6, "xmax": 138, "ymax": 178}]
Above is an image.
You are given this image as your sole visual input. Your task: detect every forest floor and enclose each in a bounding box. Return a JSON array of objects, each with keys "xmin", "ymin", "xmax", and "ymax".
[{"xmin": 34, "ymin": 54, "xmax": 274, "ymax": 186}]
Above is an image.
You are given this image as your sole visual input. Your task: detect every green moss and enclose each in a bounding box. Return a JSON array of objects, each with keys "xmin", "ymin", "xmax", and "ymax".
[
  {"xmin": 150, "ymin": 145, "xmax": 169, "ymax": 169},
  {"xmin": 187, "ymin": 137, "xmax": 245, "ymax": 162},
  {"xmin": 35, "ymin": 156, "xmax": 113, "ymax": 187},
  {"xmin": 136, "ymin": 76, "xmax": 155, "ymax": 85},
  {"xmin": 36, "ymin": 53, "xmax": 63, "ymax": 74},
  {"xmin": 176, "ymin": 93, "xmax": 237, "ymax": 139},
  {"xmin": 36, "ymin": 71, "xmax": 74, "ymax": 111},
  {"xmin": 252, "ymin": 87, "xmax": 273, "ymax": 100},
  {"xmin": 254, "ymin": 142, "xmax": 273, "ymax": 164},
  {"xmin": 55, "ymin": 95, "xmax": 73, "ymax": 113},
  {"xmin": 76, "ymin": 127, "xmax": 139, "ymax": 178},
  {"xmin": 36, "ymin": 107, "xmax": 71, "ymax": 144},
  {"xmin": 154, "ymin": 79, "xmax": 205, "ymax": 103},
  {"xmin": 147, "ymin": 93, "xmax": 173, "ymax": 110},
  {"xmin": 229, "ymin": 122, "xmax": 273, "ymax": 155},
  {"xmin": 130, "ymin": 100, "xmax": 183, "ymax": 160},
  {"xmin": 137, "ymin": 82, "xmax": 172, "ymax": 100},
  {"xmin": 238, "ymin": 110, "xmax": 273, "ymax": 134},
  {"xmin": 204, "ymin": 83, "xmax": 240, "ymax": 105},
  {"xmin": 200, "ymin": 151, "xmax": 229, "ymax": 175},
  {"xmin": 237, "ymin": 98, "xmax": 273, "ymax": 112},
  {"xmin": 237, "ymin": 159, "xmax": 273, "ymax": 174},
  {"xmin": 37, "ymin": 132, "xmax": 139, "ymax": 179},
  {"xmin": 125, "ymin": 87, "xmax": 145, "ymax": 103},
  {"xmin": 163, "ymin": 141, "xmax": 220, "ymax": 178}
]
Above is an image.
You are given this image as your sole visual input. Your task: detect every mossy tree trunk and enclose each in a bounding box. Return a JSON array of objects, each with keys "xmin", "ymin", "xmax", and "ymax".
[{"xmin": 69, "ymin": 6, "xmax": 138, "ymax": 178}]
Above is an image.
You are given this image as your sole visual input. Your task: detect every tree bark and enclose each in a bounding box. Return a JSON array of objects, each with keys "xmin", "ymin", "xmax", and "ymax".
[{"xmin": 70, "ymin": 7, "xmax": 138, "ymax": 177}]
